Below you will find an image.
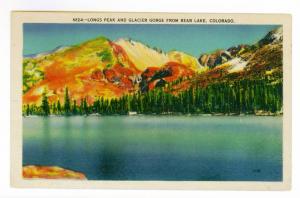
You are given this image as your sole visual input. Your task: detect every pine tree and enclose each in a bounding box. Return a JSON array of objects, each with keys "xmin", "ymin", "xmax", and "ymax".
[
  {"xmin": 51, "ymin": 103, "xmax": 57, "ymax": 115},
  {"xmin": 41, "ymin": 92, "xmax": 50, "ymax": 116},
  {"xmin": 64, "ymin": 87, "xmax": 71, "ymax": 115},
  {"xmin": 83, "ymin": 98, "xmax": 89, "ymax": 115},
  {"xmin": 72, "ymin": 100, "xmax": 78, "ymax": 115},
  {"xmin": 26, "ymin": 104, "xmax": 30, "ymax": 116},
  {"xmin": 57, "ymin": 100, "xmax": 62, "ymax": 114}
]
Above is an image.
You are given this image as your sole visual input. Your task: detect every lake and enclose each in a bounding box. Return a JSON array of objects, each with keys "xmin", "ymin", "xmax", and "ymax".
[{"xmin": 23, "ymin": 115, "xmax": 282, "ymax": 181}]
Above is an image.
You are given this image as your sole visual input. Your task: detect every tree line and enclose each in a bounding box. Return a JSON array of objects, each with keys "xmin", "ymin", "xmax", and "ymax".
[{"xmin": 23, "ymin": 78, "xmax": 283, "ymax": 116}]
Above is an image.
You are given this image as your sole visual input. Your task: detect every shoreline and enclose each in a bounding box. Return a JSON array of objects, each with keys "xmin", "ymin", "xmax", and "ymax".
[{"xmin": 22, "ymin": 112, "xmax": 283, "ymax": 117}]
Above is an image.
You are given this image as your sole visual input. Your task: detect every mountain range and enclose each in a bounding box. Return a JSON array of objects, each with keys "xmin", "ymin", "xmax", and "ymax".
[{"xmin": 22, "ymin": 27, "xmax": 283, "ymax": 106}]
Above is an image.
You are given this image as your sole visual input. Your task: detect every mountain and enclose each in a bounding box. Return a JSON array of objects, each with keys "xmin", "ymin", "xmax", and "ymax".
[
  {"xmin": 258, "ymin": 26, "xmax": 283, "ymax": 46},
  {"xmin": 115, "ymin": 38, "xmax": 205, "ymax": 72},
  {"xmin": 22, "ymin": 27, "xmax": 282, "ymax": 109},
  {"xmin": 198, "ymin": 26, "xmax": 282, "ymax": 73},
  {"xmin": 192, "ymin": 27, "xmax": 283, "ymax": 85},
  {"xmin": 23, "ymin": 36, "xmax": 204, "ymax": 105},
  {"xmin": 114, "ymin": 38, "xmax": 169, "ymax": 71}
]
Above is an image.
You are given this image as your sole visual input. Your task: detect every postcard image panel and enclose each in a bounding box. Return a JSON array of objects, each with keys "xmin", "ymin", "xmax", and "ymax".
[{"xmin": 11, "ymin": 12, "xmax": 292, "ymax": 190}]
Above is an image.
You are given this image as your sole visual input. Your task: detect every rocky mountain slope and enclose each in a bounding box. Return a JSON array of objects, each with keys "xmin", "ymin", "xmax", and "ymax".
[
  {"xmin": 186, "ymin": 26, "xmax": 283, "ymax": 89},
  {"xmin": 22, "ymin": 27, "xmax": 282, "ymax": 106}
]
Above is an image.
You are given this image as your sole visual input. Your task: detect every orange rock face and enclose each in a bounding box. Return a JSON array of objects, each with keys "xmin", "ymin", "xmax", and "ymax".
[
  {"xmin": 23, "ymin": 165, "xmax": 87, "ymax": 180},
  {"xmin": 22, "ymin": 37, "xmax": 203, "ymax": 106}
]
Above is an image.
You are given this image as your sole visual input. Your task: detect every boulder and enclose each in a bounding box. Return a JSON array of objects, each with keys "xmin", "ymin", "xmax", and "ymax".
[{"xmin": 23, "ymin": 165, "xmax": 87, "ymax": 180}]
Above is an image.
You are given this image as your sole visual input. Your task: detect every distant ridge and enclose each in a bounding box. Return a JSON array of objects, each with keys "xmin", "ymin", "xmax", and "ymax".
[{"xmin": 24, "ymin": 45, "xmax": 70, "ymax": 58}]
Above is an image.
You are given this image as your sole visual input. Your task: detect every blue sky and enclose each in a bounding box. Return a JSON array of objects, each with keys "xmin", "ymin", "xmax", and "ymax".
[{"xmin": 23, "ymin": 23, "xmax": 279, "ymax": 57}]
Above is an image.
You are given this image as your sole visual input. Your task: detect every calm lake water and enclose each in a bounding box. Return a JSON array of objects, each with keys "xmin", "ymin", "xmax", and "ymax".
[{"xmin": 23, "ymin": 115, "xmax": 282, "ymax": 181}]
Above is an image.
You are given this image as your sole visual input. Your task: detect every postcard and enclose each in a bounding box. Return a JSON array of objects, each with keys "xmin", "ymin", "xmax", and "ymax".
[{"xmin": 11, "ymin": 11, "xmax": 292, "ymax": 190}]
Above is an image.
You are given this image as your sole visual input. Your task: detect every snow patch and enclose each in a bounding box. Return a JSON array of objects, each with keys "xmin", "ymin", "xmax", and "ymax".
[
  {"xmin": 227, "ymin": 58, "xmax": 248, "ymax": 73},
  {"xmin": 115, "ymin": 38, "xmax": 169, "ymax": 70},
  {"xmin": 272, "ymin": 27, "xmax": 283, "ymax": 43}
]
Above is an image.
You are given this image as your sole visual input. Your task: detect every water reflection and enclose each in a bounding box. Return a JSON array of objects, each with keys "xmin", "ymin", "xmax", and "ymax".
[
  {"xmin": 62, "ymin": 117, "xmax": 73, "ymax": 167},
  {"xmin": 97, "ymin": 117, "xmax": 126, "ymax": 179},
  {"xmin": 23, "ymin": 116, "xmax": 283, "ymax": 181},
  {"xmin": 41, "ymin": 117, "xmax": 51, "ymax": 161}
]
